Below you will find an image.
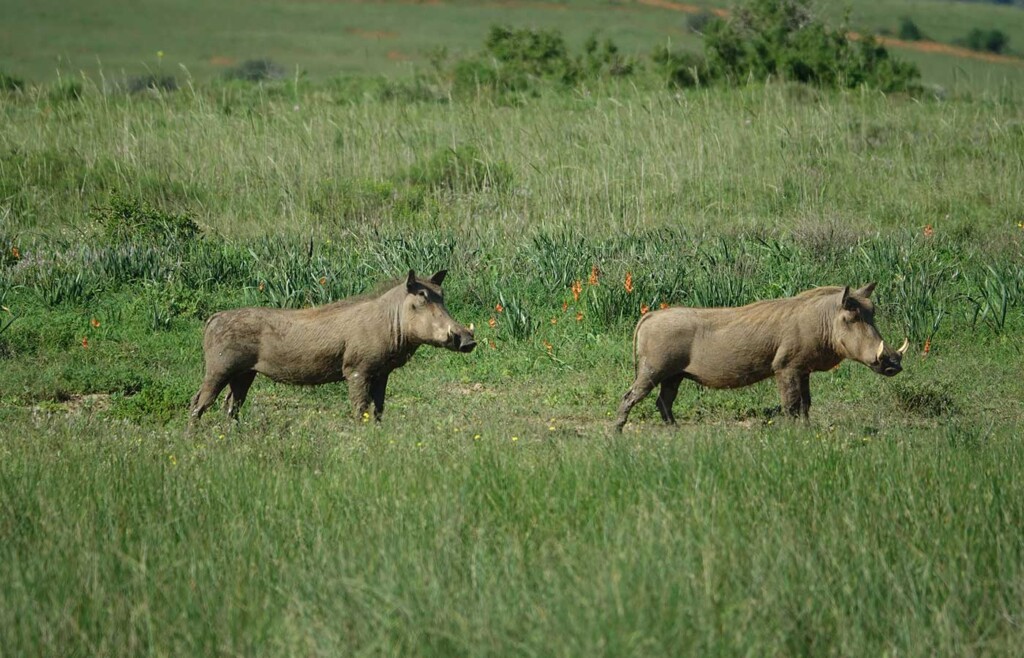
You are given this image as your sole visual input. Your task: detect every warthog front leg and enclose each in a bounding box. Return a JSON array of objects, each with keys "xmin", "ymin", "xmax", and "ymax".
[
  {"xmin": 346, "ymin": 371, "xmax": 372, "ymax": 421},
  {"xmin": 655, "ymin": 374, "xmax": 684, "ymax": 425},
  {"xmin": 224, "ymin": 371, "xmax": 257, "ymax": 420},
  {"xmin": 370, "ymin": 373, "xmax": 390, "ymax": 421},
  {"xmin": 775, "ymin": 370, "xmax": 809, "ymax": 419},
  {"xmin": 799, "ymin": 373, "xmax": 811, "ymax": 418}
]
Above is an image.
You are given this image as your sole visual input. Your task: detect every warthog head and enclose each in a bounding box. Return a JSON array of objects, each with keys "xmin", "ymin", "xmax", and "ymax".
[
  {"xmin": 402, "ymin": 270, "xmax": 476, "ymax": 353},
  {"xmin": 834, "ymin": 283, "xmax": 908, "ymax": 377}
]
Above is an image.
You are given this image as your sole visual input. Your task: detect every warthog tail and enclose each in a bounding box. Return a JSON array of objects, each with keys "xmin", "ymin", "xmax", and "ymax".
[{"xmin": 631, "ymin": 311, "xmax": 655, "ymax": 378}]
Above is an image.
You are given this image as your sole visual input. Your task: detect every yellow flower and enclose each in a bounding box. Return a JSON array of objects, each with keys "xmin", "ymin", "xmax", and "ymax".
[{"xmin": 157, "ymin": 50, "xmax": 165, "ymax": 59}]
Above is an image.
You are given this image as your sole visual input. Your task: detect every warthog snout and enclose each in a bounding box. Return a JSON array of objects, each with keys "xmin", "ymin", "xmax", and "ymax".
[
  {"xmin": 451, "ymin": 325, "xmax": 476, "ymax": 353},
  {"xmin": 872, "ymin": 338, "xmax": 909, "ymax": 377}
]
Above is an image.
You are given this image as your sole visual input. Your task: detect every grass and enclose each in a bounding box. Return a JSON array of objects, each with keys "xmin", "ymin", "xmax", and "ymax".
[{"xmin": 2, "ymin": 2, "xmax": 1024, "ymax": 655}]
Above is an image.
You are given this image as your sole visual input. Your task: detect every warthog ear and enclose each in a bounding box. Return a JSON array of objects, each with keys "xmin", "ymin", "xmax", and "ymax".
[
  {"xmin": 840, "ymin": 286, "xmax": 857, "ymax": 311},
  {"xmin": 406, "ymin": 270, "xmax": 417, "ymax": 291},
  {"xmin": 856, "ymin": 282, "xmax": 877, "ymax": 298},
  {"xmin": 429, "ymin": 270, "xmax": 448, "ymax": 286}
]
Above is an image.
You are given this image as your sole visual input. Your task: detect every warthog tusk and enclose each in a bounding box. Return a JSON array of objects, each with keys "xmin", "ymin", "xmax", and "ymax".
[
  {"xmin": 469, "ymin": 323, "xmax": 474, "ymax": 333},
  {"xmin": 876, "ymin": 341, "xmax": 885, "ymax": 360},
  {"xmin": 897, "ymin": 338, "xmax": 909, "ymax": 355}
]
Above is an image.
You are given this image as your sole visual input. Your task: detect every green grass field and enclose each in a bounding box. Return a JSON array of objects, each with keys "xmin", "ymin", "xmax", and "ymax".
[{"xmin": 2, "ymin": 0, "xmax": 1024, "ymax": 655}]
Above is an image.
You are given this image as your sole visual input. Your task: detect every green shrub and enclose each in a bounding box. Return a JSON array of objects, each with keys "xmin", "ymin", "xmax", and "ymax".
[
  {"xmin": 897, "ymin": 17, "xmax": 925, "ymax": 41},
  {"xmin": 964, "ymin": 28, "xmax": 1009, "ymax": 54},
  {"xmin": 126, "ymin": 74, "xmax": 178, "ymax": 94},
  {"xmin": 401, "ymin": 145, "xmax": 513, "ymax": 195},
  {"xmin": 651, "ymin": 45, "xmax": 709, "ymax": 88},
  {"xmin": 225, "ymin": 59, "xmax": 286, "ymax": 82},
  {"xmin": 48, "ymin": 80, "xmax": 83, "ymax": 103},
  {"xmin": 700, "ymin": 0, "xmax": 920, "ymax": 92},
  {"xmin": 90, "ymin": 192, "xmax": 200, "ymax": 245},
  {"xmin": 0, "ymin": 71, "xmax": 25, "ymax": 92}
]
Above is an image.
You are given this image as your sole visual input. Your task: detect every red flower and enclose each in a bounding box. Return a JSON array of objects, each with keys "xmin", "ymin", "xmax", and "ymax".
[
  {"xmin": 624, "ymin": 271, "xmax": 634, "ymax": 294},
  {"xmin": 90, "ymin": 318, "xmax": 101, "ymax": 328},
  {"xmin": 640, "ymin": 304, "xmax": 650, "ymax": 315}
]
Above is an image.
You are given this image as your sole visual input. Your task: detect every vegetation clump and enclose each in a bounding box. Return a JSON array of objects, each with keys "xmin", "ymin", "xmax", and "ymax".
[
  {"xmin": 90, "ymin": 192, "xmax": 200, "ymax": 244},
  {"xmin": 962, "ymin": 27, "xmax": 1010, "ymax": 53},
  {"xmin": 224, "ymin": 58, "xmax": 286, "ymax": 82},
  {"xmin": 698, "ymin": 0, "xmax": 921, "ymax": 91}
]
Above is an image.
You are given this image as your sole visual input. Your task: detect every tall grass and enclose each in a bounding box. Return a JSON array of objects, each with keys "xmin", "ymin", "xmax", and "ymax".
[{"xmin": 2, "ymin": 82, "xmax": 1023, "ymax": 239}]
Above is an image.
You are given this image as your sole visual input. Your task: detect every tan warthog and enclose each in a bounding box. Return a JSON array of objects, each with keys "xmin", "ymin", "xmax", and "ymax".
[
  {"xmin": 190, "ymin": 270, "xmax": 475, "ymax": 423},
  {"xmin": 614, "ymin": 284, "xmax": 908, "ymax": 431}
]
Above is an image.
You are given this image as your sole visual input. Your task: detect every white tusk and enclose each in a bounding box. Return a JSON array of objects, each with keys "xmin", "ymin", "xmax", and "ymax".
[
  {"xmin": 469, "ymin": 323, "xmax": 474, "ymax": 333},
  {"xmin": 876, "ymin": 341, "xmax": 885, "ymax": 360},
  {"xmin": 897, "ymin": 338, "xmax": 909, "ymax": 355}
]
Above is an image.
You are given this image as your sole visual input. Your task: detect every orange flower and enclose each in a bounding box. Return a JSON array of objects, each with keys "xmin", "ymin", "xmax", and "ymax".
[
  {"xmin": 575, "ymin": 311, "xmax": 584, "ymax": 322},
  {"xmin": 488, "ymin": 317, "xmax": 497, "ymax": 329},
  {"xmin": 319, "ymin": 276, "xmax": 327, "ymax": 286},
  {"xmin": 923, "ymin": 224, "xmax": 934, "ymax": 238},
  {"xmin": 90, "ymin": 318, "xmax": 100, "ymax": 328},
  {"xmin": 659, "ymin": 302, "xmax": 669, "ymax": 309},
  {"xmin": 588, "ymin": 265, "xmax": 600, "ymax": 286},
  {"xmin": 562, "ymin": 301, "xmax": 568, "ymax": 312},
  {"xmin": 640, "ymin": 304, "xmax": 650, "ymax": 315},
  {"xmin": 550, "ymin": 317, "xmax": 558, "ymax": 325},
  {"xmin": 11, "ymin": 246, "xmax": 20, "ymax": 260},
  {"xmin": 922, "ymin": 337, "xmax": 931, "ymax": 357},
  {"xmin": 258, "ymin": 282, "xmax": 265, "ymax": 292},
  {"xmin": 488, "ymin": 339, "xmax": 497, "ymax": 349},
  {"xmin": 543, "ymin": 340, "xmax": 553, "ymax": 352},
  {"xmin": 81, "ymin": 337, "xmax": 89, "ymax": 349},
  {"xmin": 624, "ymin": 271, "xmax": 634, "ymax": 294},
  {"xmin": 495, "ymin": 303, "xmax": 504, "ymax": 313},
  {"xmin": 571, "ymin": 280, "xmax": 582, "ymax": 302}
]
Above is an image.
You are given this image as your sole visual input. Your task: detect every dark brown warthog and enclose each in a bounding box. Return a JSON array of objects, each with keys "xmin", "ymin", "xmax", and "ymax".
[
  {"xmin": 190, "ymin": 270, "xmax": 475, "ymax": 423},
  {"xmin": 614, "ymin": 284, "xmax": 908, "ymax": 431}
]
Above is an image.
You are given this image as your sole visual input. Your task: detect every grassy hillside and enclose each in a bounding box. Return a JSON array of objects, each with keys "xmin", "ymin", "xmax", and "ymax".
[
  {"xmin": 2, "ymin": 0, "xmax": 1024, "ymax": 90},
  {"xmin": 2, "ymin": 1, "xmax": 1024, "ymax": 656}
]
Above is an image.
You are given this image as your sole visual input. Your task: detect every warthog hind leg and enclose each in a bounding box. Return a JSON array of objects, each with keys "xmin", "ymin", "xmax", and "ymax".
[
  {"xmin": 655, "ymin": 374, "xmax": 684, "ymax": 425},
  {"xmin": 614, "ymin": 375, "xmax": 657, "ymax": 432},
  {"xmin": 190, "ymin": 374, "xmax": 231, "ymax": 422},
  {"xmin": 225, "ymin": 371, "xmax": 257, "ymax": 420}
]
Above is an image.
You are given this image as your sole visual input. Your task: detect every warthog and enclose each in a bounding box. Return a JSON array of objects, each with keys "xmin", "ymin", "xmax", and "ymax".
[
  {"xmin": 190, "ymin": 270, "xmax": 475, "ymax": 423},
  {"xmin": 614, "ymin": 284, "xmax": 908, "ymax": 431}
]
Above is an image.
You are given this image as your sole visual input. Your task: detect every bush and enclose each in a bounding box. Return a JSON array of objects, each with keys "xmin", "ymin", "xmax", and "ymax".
[
  {"xmin": 898, "ymin": 16, "xmax": 925, "ymax": 41},
  {"xmin": 964, "ymin": 28, "xmax": 1009, "ymax": 54},
  {"xmin": 90, "ymin": 192, "xmax": 200, "ymax": 244},
  {"xmin": 651, "ymin": 46, "xmax": 709, "ymax": 88},
  {"xmin": 700, "ymin": 0, "xmax": 920, "ymax": 92},
  {"xmin": 401, "ymin": 145, "xmax": 513, "ymax": 195},
  {"xmin": 225, "ymin": 59, "xmax": 286, "ymax": 82},
  {"xmin": 126, "ymin": 74, "xmax": 178, "ymax": 94},
  {"xmin": 0, "ymin": 71, "xmax": 25, "ymax": 92}
]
